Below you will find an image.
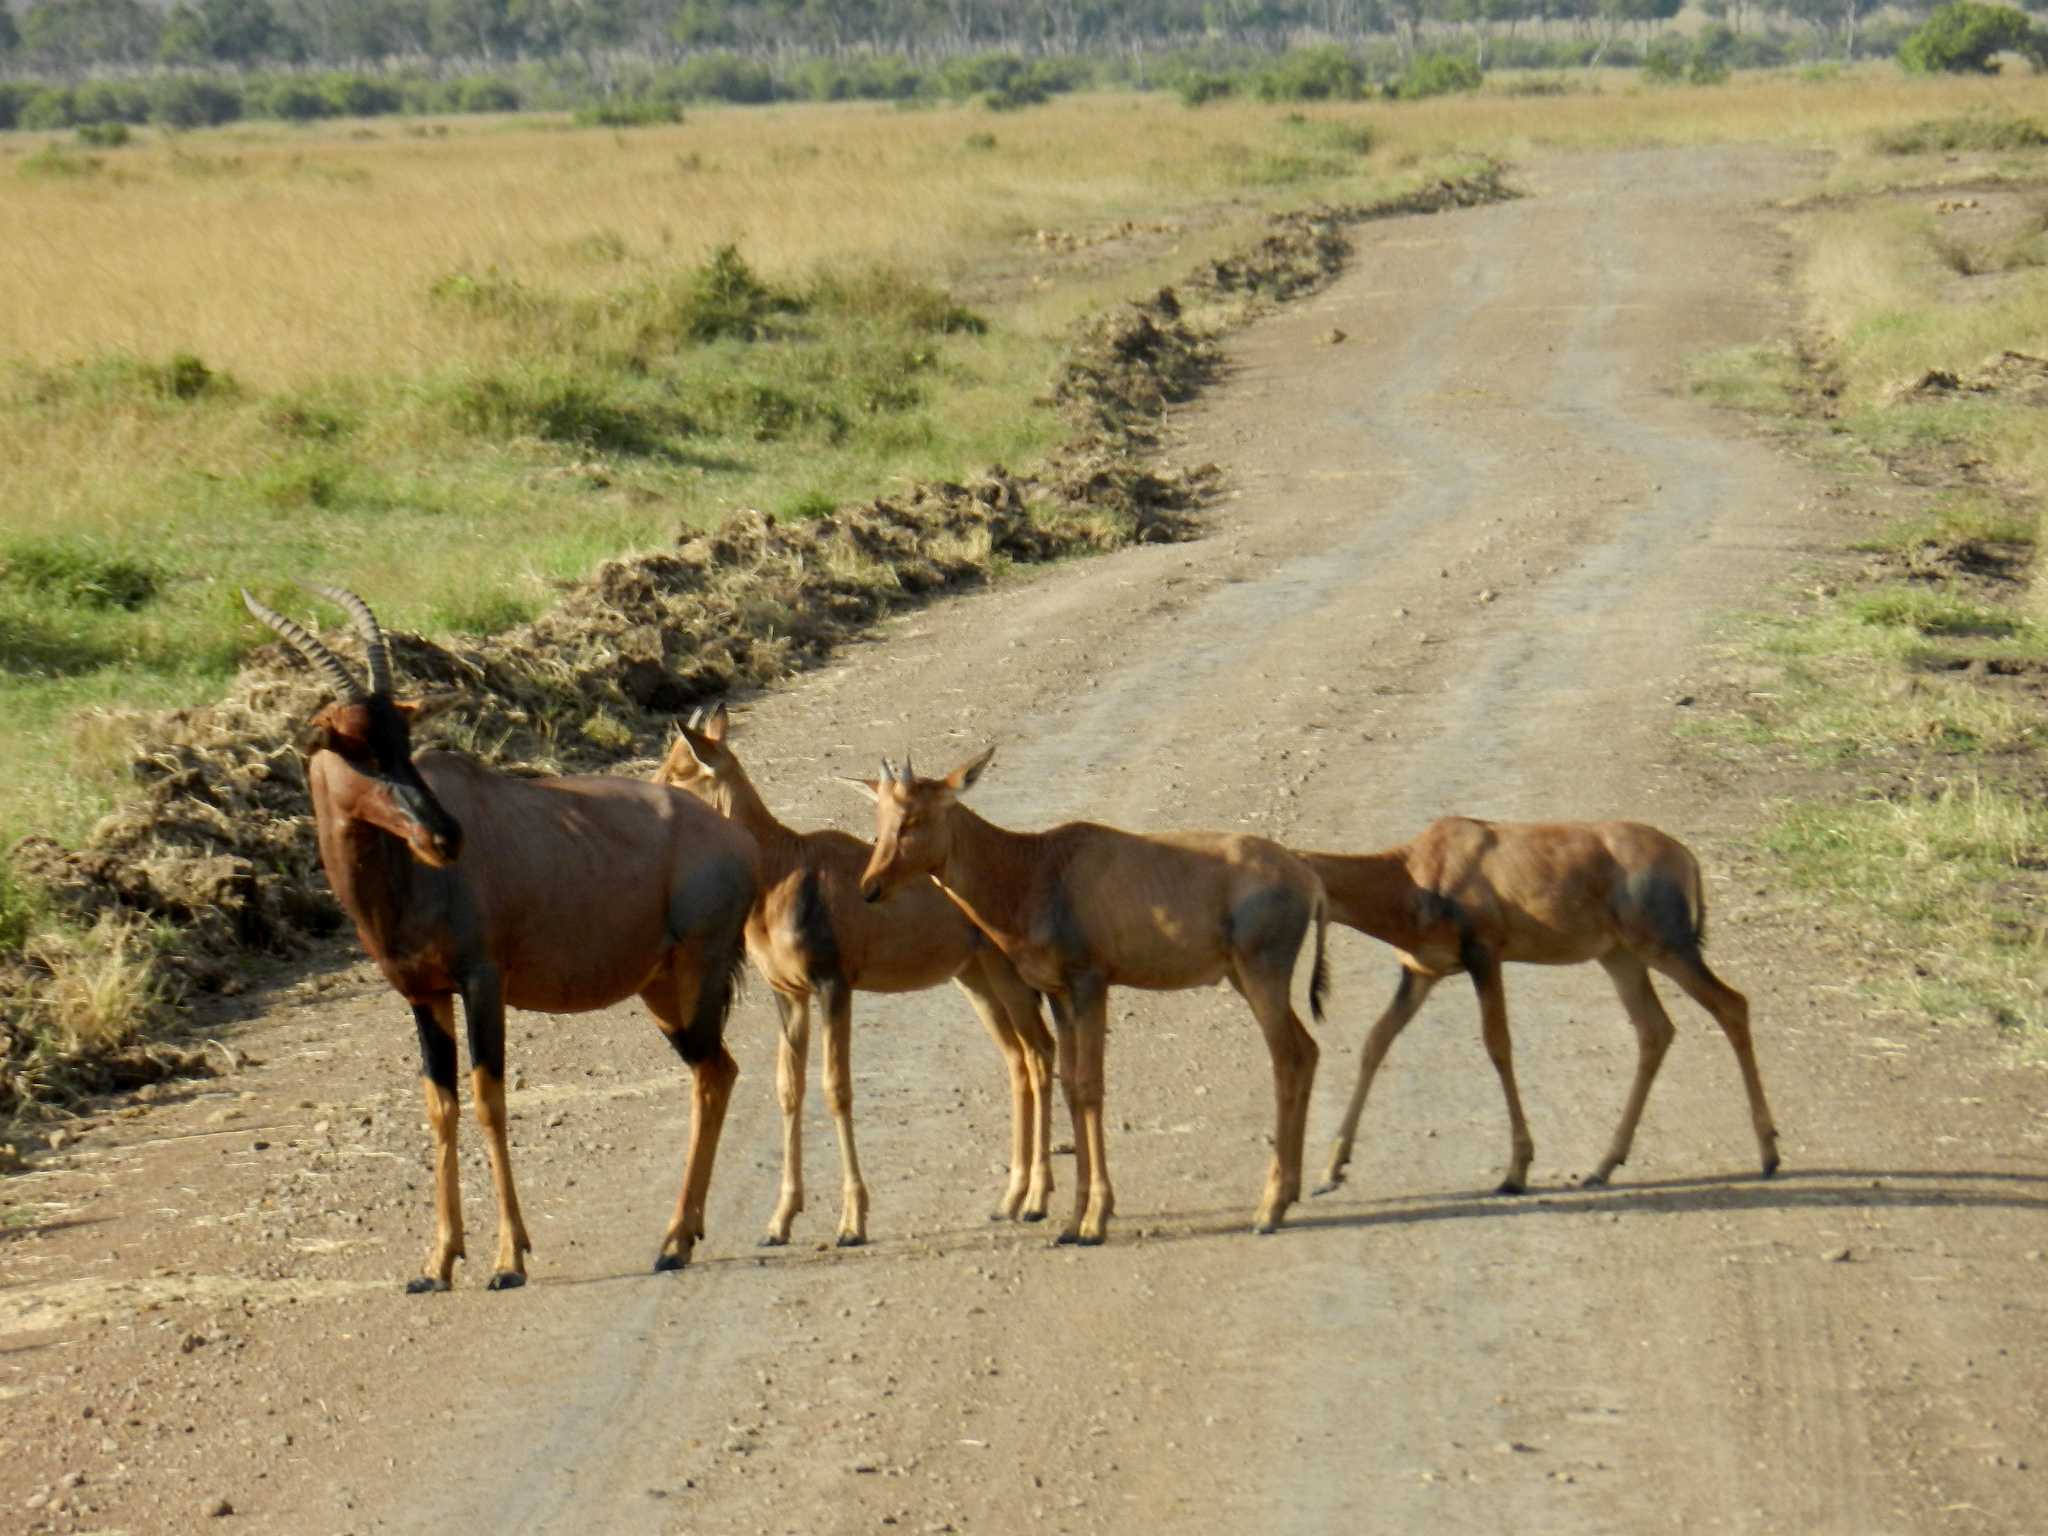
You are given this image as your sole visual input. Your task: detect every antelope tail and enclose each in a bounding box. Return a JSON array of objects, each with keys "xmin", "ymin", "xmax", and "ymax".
[{"xmin": 1308, "ymin": 891, "xmax": 1331, "ymax": 1023}]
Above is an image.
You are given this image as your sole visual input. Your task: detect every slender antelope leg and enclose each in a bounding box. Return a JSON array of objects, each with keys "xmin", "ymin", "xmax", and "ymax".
[
  {"xmin": 643, "ymin": 950, "xmax": 742, "ymax": 1271},
  {"xmin": 1242, "ymin": 971, "xmax": 1320, "ymax": 1234},
  {"xmin": 1046, "ymin": 991, "xmax": 1091, "ymax": 1245},
  {"xmin": 763, "ymin": 992, "xmax": 810, "ymax": 1246},
  {"xmin": 954, "ymin": 964, "xmax": 1036, "ymax": 1222},
  {"xmin": 1018, "ymin": 999, "xmax": 1056, "ymax": 1221},
  {"xmin": 410, "ymin": 999, "xmax": 464, "ymax": 1293},
  {"xmin": 820, "ymin": 983, "xmax": 869, "ymax": 1246},
  {"xmin": 1469, "ymin": 954, "xmax": 1535, "ymax": 1194},
  {"xmin": 1584, "ymin": 953, "xmax": 1678, "ymax": 1187},
  {"xmin": 1651, "ymin": 948, "xmax": 1781, "ymax": 1177},
  {"xmin": 459, "ymin": 968, "xmax": 532, "ymax": 1291},
  {"xmin": 1317, "ymin": 969, "xmax": 1440, "ymax": 1195},
  {"xmin": 1068, "ymin": 980, "xmax": 1115, "ymax": 1246}
]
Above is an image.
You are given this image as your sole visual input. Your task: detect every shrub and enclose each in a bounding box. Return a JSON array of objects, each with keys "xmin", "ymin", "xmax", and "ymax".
[
  {"xmin": 1898, "ymin": 1, "xmax": 2044, "ymax": 73},
  {"xmin": 667, "ymin": 244, "xmax": 804, "ymax": 343},
  {"xmin": 1175, "ymin": 71, "xmax": 1235, "ymax": 106},
  {"xmin": 0, "ymin": 82, "xmax": 30, "ymax": 131},
  {"xmin": 440, "ymin": 369, "xmax": 693, "ymax": 456},
  {"xmin": 0, "ymin": 537, "xmax": 161, "ymax": 610},
  {"xmin": 1392, "ymin": 52, "xmax": 1483, "ymax": 101},
  {"xmin": 1643, "ymin": 35, "xmax": 1688, "ymax": 82},
  {"xmin": 151, "ymin": 76, "xmax": 243, "ymax": 128},
  {"xmin": 322, "ymin": 74, "xmax": 402, "ymax": 117},
  {"xmin": 73, "ymin": 80, "xmax": 149, "ymax": 124},
  {"xmin": 1873, "ymin": 113, "xmax": 2048, "ymax": 154},
  {"xmin": 75, "ymin": 119, "xmax": 130, "ymax": 146},
  {"xmin": 254, "ymin": 78, "xmax": 336, "ymax": 121},
  {"xmin": 1254, "ymin": 47, "xmax": 1365, "ymax": 102},
  {"xmin": 453, "ymin": 76, "xmax": 520, "ymax": 113},
  {"xmin": 20, "ymin": 86, "xmax": 77, "ymax": 130},
  {"xmin": 674, "ymin": 53, "xmax": 776, "ymax": 104}
]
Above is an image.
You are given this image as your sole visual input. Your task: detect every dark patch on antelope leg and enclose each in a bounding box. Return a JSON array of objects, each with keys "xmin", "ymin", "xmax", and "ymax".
[{"xmin": 486, "ymin": 1271, "xmax": 526, "ymax": 1291}]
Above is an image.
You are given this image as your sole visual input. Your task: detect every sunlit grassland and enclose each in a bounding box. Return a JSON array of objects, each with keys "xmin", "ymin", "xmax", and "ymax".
[{"xmin": 1680, "ymin": 71, "xmax": 2048, "ymax": 1038}]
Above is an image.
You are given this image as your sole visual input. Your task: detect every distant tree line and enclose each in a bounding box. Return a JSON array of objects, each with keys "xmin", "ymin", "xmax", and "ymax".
[{"xmin": 0, "ymin": 0, "xmax": 2021, "ymax": 74}]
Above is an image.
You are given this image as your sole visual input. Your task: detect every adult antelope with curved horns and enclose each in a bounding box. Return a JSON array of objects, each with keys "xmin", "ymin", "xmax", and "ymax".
[
  {"xmin": 855, "ymin": 748, "xmax": 1331, "ymax": 1244},
  {"xmin": 243, "ymin": 585, "xmax": 758, "ymax": 1291}
]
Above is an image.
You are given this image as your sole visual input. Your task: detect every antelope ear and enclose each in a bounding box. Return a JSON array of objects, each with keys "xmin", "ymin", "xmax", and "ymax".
[
  {"xmin": 703, "ymin": 701, "xmax": 730, "ymax": 743},
  {"xmin": 835, "ymin": 775, "xmax": 881, "ymax": 803},
  {"xmin": 396, "ymin": 693, "xmax": 461, "ymax": 726},
  {"xmin": 945, "ymin": 745, "xmax": 996, "ymax": 793},
  {"xmin": 675, "ymin": 724, "xmax": 718, "ymax": 772}
]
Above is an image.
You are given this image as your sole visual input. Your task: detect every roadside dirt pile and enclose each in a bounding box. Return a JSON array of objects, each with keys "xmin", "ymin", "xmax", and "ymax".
[{"xmin": 0, "ymin": 165, "xmax": 1514, "ymax": 1113}]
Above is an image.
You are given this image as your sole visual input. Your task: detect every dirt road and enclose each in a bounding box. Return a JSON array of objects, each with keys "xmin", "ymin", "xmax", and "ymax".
[{"xmin": 7, "ymin": 146, "xmax": 2048, "ymax": 1536}]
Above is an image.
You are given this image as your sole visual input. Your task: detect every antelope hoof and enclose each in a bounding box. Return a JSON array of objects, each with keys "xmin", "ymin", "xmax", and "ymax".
[
  {"xmin": 1494, "ymin": 1177, "xmax": 1528, "ymax": 1197},
  {"xmin": 1019, "ymin": 1208, "xmax": 1048, "ymax": 1224},
  {"xmin": 486, "ymin": 1270, "xmax": 526, "ymax": 1292},
  {"xmin": 759, "ymin": 1232, "xmax": 791, "ymax": 1248},
  {"xmin": 652, "ymin": 1252, "xmax": 689, "ymax": 1274},
  {"xmin": 1760, "ymin": 1154, "xmax": 1781, "ymax": 1179},
  {"xmin": 835, "ymin": 1233, "xmax": 866, "ymax": 1249},
  {"xmin": 1581, "ymin": 1170, "xmax": 1612, "ymax": 1189},
  {"xmin": 404, "ymin": 1275, "xmax": 450, "ymax": 1295},
  {"xmin": 1253, "ymin": 1219, "xmax": 1279, "ymax": 1236},
  {"xmin": 1311, "ymin": 1178, "xmax": 1343, "ymax": 1198}
]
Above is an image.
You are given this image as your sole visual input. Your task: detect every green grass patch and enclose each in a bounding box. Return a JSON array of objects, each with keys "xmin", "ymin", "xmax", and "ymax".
[
  {"xmin": 1872, "ymin": 114, "xmax": 2048, "ymax": 156},
  {"xmin": 1687, "ymin": 342, "xmax": 1807, "ymax": 415},
  {"xmin": 1766, "ymin": 784, "xmax": 2048, "ymax": 1030}
]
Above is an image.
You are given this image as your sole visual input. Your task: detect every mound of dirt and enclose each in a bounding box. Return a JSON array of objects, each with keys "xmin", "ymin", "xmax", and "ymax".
[
  {"xmin": 1889, "ymin": 351, "xmax": 2048, "ymax": 407},
  {"xmin": 0, "ymin": 164, "xmax": 1515, "ymax": 1115}
]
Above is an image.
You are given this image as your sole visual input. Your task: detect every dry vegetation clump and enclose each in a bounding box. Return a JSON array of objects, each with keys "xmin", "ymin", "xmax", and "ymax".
[{"xmin": 0, "ymin": 162, "xmax": 1516, "ymax": 1115}]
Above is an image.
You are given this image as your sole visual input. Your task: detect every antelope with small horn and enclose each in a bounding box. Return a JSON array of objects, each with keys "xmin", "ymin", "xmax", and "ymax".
[
  {"xmin": 654, "ymin": 703, "xmax": 1056, "ymax": 1245},
  {"xmin": 243, "ymin": 585, "xmax": 758, "ymax": 1291},
  {"xmin": 1304, "ymin": 816, "xmax": 1779, "ymax": 1197},
  {"xmin": 855, "ymin": 748, "xmax": 1330, "ymax": 1244}
]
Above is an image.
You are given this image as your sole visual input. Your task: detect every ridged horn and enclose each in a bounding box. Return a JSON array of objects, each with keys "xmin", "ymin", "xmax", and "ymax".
[
  {"xmin": 303, "ymin": 583, "xmax": 391, "ymax": 698},
  {"xmin": 242, "ymin": 588, "xmax": 364, "ymax": 702},
  {"xmin": 899, "ymin": 753, "xmax": 915, "ymax": 784}
]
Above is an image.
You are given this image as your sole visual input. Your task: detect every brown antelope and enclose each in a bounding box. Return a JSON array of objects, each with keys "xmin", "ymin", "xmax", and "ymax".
[
  {"xmin": 654, "ymin": 704, "xmax": 1056, "ymax": 1245},
  {"xmin": 855, "ymin": 749, "xmax": 1330, "ymax": 1244},
  {"xmin": 1304, "ymin": 817, "xmax": 1780, "ymax": 1198},
  {"xmin": 243, "ymin": 586, "xmax": 758, "ymax": 1292}
]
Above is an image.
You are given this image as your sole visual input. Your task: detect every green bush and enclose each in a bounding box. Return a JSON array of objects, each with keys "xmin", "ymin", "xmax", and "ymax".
[
  {"xmin": 1392, "ymin": 52, "xmax": 1483, "ymax": 101},
  {"xmin": 440, "ymin": 369, "xmax": 694, "ymax": 456},
  {"xmin": 1175, "ymin": 71, "xmax": 1235, "ymax": 106},
  {"xmin": 1898, "ymin": 1, "xmax": 2044, "ymax": 73},
  {"xmin": 664, "ymin": 244, "xmax": 804, "ymax": 344},
  {"xmin": 1254, "ymin": 47, "xmax": 1365, "ymax": 102},
  {"xmin": 0, "ymin": 83, "xmax": 30, "ymax": 131},
  {"xmin": 0, "ymin": 536, "xmax": 161, "ymax": 610},
  {"xmin": 453, "ymin": 77, "xmax": 521, "ymax": 113},
  {"xmin": 20, "ymin": 86, "xmax": 77, "ymax": 130},
  {"xmin": 1873, "ymin": 112, "xmax": 2048, "ymax": 154},
  {"xmin": 74, "ymin": 80, "xmax": 150, "ymax": 124},
  {"xmin": 254, "ymin": 78, "xmax": 336, "ymax": 121},
  {"xmin": 1643, "ymin": 35, "xmax": 1687, "ymax": 82},
  {"xmin": 75, "ymin": 119, "xmax": 130, "ymax": 146},
  {"xmin": 322, "ymin": 74, "xmax": 402, "ymax": 117},
  {"xmin": 673, "ymin": 53, "xmax": 777, "ymax": 103},
  {"xmin": 151, "ymin": 76, "xmax": 243, "ymax": 128}
]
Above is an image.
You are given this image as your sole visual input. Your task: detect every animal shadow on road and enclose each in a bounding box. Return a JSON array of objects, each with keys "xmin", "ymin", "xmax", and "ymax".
[{"xmin": 530, "ymin": 1166, "xmax": 2048, "ymax": 1286}]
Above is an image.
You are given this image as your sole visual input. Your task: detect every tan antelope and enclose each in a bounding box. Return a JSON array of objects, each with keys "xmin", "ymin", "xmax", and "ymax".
[
  {"xmin": 654, "ymin": 704, "xmax": 1056, "ymax": 1245},
  {"xmin": 1304, "ymin": 817, "xmax": 1779, "ymax": 1197},
  {"xmin": 243, "ymin": 586, "xmax": 758, "ymax": 1291},
  {"xmin": 855, "ymin": 749, "xmax": 1330, "ymax": 1244}
]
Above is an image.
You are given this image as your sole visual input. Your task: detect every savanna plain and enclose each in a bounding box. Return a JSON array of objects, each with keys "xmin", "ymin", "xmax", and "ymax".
[{"xmin": 4, "ymin": 66, "xmax": 2048, "ymax": 1535}]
